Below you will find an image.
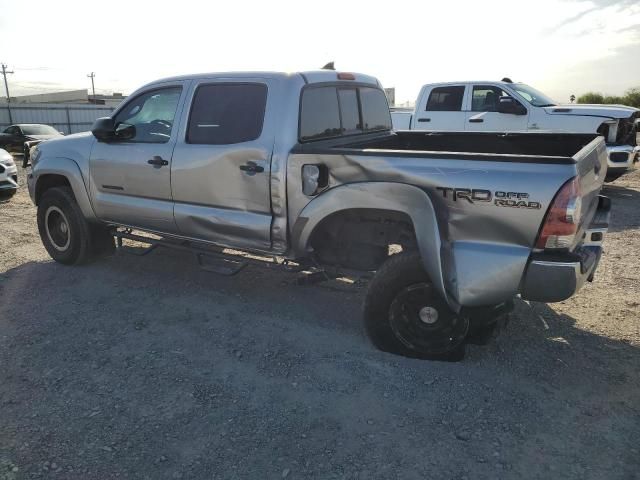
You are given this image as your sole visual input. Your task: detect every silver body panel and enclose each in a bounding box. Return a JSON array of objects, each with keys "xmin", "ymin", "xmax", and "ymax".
[
  {"xmin": 170, "ymin": 75, "xmax": 288, "ymax": 251},
  {"xmin": 287, "ymin": 139, "xmax": 605, "ymax": 307},
  {"xmin": 28, "ymin": 70, "xmax": 609, "ymax": 310}
]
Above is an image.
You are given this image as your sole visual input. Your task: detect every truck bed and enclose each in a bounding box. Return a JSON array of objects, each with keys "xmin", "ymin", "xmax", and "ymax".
[
  {"xmin": 288, "ymin": 130, "xmax": 607, "ymax": 308},
  {"xmin": 337, "ymin": 131, "xmax": 599, "ymax": 160}
]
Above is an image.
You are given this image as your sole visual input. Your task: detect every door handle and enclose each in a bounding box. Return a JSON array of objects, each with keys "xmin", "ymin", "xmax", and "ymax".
[
  {"xmin": 239, "ymin": 161, "xmax": 264, "ymax": 174},
  {"xmin": 417, "ymin": 118, "xmax": 431, "ymax": 122},
  {"xmin": 147, "ymin": 156, "xmax": 169, "ymax": 166},
  {"xmin": 468, "ymin": 118, "xmax": 484, "ymax": 123}
]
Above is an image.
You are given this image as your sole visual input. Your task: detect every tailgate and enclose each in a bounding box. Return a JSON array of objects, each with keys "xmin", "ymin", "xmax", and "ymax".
[{"xmin": 573, "ymin": 136, "xmax": 608, "ymax": 249}]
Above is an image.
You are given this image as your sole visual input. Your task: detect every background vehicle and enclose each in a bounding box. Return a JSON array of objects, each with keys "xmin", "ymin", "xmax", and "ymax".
[
  {"xmin": 391, "ymin": 80, "xmax": 639, "ymax": 181},
  {"xmin": 0, "ymin": 148, "xmax": 18, "ymax": 199},
  {"xmin": 27, "ymin": 70, "xmax": 610, "ymax": 361},
  {"xmin": 0, "ymin": 124, "xmax": 64, "ymax": 167}
]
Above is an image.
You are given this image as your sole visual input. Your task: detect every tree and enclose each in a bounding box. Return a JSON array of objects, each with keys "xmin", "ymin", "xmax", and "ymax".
[
  {"xmin": 577, "ymin": 92, "xmax": 604, "ymax": 104},
  {"xmin": 603, "ymin": 95, "xmax": 624, "ymax": 104},
  {"xmin": 623, "ymin": 88, "xmax": 640, "ymax": 108},
  {"xmin": 577, "ymin": 87, "xmax": 640, "ymax": 108}
]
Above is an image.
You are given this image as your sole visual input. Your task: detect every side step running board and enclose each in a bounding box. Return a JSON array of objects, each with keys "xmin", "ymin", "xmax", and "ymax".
[
  {"xmin": 195, "ymin": 252, "xmax": 247, "ymax": 276},
  {"xmin": 113, "ymin": 229, "xmax": 371, "ymax": 283},
  {"xmin": 114, "ymin": 229, "xmax": 301, "ymax": 277}
]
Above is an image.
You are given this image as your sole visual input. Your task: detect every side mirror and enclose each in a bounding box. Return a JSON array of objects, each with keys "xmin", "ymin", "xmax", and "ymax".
[
  {"xmin": 497, "ymin": 96, "xmax": 527, "ymax": 115},
  {"xmin": 91, "ymin": 117, "xmax": 116, "ymax": 141},
  {"xmin": 114, "ymin": 123, "xmax": 136, "ymax": 141}
]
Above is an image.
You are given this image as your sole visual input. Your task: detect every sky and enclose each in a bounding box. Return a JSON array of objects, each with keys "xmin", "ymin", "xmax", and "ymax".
[{"xmin": 0, "ymin": 0, "xmax": 639, "ymax": 105}]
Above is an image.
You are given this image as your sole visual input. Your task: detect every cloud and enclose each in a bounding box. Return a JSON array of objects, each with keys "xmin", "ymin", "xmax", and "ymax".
[
  {"xmin": 547, "ymin": 0, "xmax": 640, "ymax": 36},
  {"xmin": 545, "ymin": 6, "xmax": 600, "ymax": 32},
  {"xmin": 585, "ymin": 0, "xmax": 638, "ymax": 7}
]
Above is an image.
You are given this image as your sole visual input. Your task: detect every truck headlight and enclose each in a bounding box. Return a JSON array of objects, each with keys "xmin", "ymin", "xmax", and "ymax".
[{"xmin": 31, "ymin": 146, "xmax": 42, "ymax": 166}]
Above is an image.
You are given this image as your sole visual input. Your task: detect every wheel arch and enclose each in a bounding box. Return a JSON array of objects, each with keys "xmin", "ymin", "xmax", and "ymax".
[
  {"xmin": 291, "ymin": 182, "xmax": 455, "ymax": 310},
  {"xmin": 33, "ymin": 157, "xmax": 97, "ymax": 221}
]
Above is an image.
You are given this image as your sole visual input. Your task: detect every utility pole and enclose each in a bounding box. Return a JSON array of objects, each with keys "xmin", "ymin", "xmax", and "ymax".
[
  {"xmin": 1, "ymin": 63, "xmax": 14, "ymax": 123},
  {"xmin": 87, "ymin": 72, "xmax": 96, "ymax": 99}
]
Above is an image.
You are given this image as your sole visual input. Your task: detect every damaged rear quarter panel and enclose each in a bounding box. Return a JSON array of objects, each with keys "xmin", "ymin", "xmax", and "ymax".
[{"xmin": 288, "ymin": 151, "xmax": 575, "ymax": 307}]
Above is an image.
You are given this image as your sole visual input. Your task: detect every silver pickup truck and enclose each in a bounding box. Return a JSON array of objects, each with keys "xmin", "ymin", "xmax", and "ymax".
[{"xmin": 27, "ymin": 70, "xmax": 611, "ymax": 361}]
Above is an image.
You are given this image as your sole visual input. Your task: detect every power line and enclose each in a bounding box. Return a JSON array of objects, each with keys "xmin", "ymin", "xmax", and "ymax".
[
  {"xmin": 1, "ymin": 63, "xmax": 13, "ymax": 101},
  {"xmin": 1, "ymin": 63, "xmax": 14, "ymax": 123},
  {"xmin": 12, "ymin": 66, "xmax": 52, "ymax": 71},
  {"xmin": 13, "ymin": 83, "xmax": 79, "ymax": 92},
  {"xmin": 87, "ymin": 72, "xmax": 96, "ymax": 97}
]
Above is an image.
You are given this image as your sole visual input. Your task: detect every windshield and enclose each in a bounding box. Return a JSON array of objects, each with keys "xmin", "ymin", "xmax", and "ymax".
[
  {"xmin": 21, "ymin": 125, "xmax": 59, "ymax": 136},
  {"xmin": 510, "ymin": 84, "xmax": 557, "ymax": 107}
]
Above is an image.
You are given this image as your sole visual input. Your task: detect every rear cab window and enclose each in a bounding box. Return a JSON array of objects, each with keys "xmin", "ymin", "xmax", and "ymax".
[
  {"xmin": 425, "ymin": 86, "xmax": 465, "ymax": 111},
  {"xmin": 187, "ymin": 83, "xmax": 268, "ymax": 144},
  {"xmin": 299, "ymin": 85, "xmax": 391, "ymax": 142}
]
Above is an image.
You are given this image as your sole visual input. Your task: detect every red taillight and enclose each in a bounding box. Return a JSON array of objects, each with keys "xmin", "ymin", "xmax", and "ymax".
[
  {"xmin": 337, "ymin": 72, "xmax": 355, "ymax": 80},
  {"xmin": 536, "ymin": 177, "xmax": 582, "ymax": 249}
]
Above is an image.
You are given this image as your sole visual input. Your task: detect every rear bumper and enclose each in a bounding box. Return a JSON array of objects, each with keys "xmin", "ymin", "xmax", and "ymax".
[{"xmin": 520, "ymin": 195, "xmax": 611, "ymax": 303}]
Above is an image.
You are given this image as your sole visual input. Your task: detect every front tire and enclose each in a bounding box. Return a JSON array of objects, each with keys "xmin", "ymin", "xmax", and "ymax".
[
  {"xmin": 37, "ymin": 187, "xmax": 93, "ymax": 265},
  {"xmin": 364, "ymin": 252, "xmax": 468, "ymax": 361}
]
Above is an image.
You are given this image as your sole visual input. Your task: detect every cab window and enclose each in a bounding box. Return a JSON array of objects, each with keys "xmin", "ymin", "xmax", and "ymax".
[
  {"xmin": 471, "ymin": 86, "xmax": 511, "ymax": 112},
  {"xmin": 113, "ymin": 87, "xmax": 182, "ymax": 143},
  {"xmin": 426, "ymin": 86, "xmax": 465, "ymax": 111},
  {"xmin": 187, "ymin": 83, "xmax": 267, "ymax": 145}
]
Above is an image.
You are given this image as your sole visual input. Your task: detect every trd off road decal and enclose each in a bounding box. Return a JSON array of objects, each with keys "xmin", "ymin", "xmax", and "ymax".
[
  {"xmin": 435, "ymin": 187, "xmax": 541, "ymax": 209},
  {"xmin": 493, "ymin": 191, "xmax": 542, "ymax": 209}
]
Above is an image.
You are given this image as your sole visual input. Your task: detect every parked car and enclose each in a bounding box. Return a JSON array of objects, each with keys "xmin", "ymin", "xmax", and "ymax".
[
  {"xmin": 27, "ymin": 70, "xmax": 610, "ymax": 361},
  {"xmin": 0, "ymin": 148, "xmax": 18, "ymax": 199},
  {"xmin": 0, "ymin": 124, "xmax": 64, "ymax": 167},
  {"xmin": 391, "ymin": 80, "xmax": 639, "ymax": 181}
]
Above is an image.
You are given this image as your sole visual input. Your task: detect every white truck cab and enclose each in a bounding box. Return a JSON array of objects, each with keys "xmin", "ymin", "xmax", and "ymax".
[{"xmin": 392, "ymin": 80, "xmax": 640, "ymax": 181}]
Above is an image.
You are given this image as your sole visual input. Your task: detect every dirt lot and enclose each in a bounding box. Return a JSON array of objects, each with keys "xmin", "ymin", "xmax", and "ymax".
[{"xmin": 1, "ymin": 165, "xmax": 639, "ymax": 480}]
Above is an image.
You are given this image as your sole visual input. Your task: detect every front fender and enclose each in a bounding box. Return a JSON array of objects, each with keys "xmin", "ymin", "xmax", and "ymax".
[
  {"xmin": 291, "ymin": 182, "xmax": 457, "ymax": 311},
  {"xmin": 30, "ymin": 156, "xmax": 97, "ymax": 221}
]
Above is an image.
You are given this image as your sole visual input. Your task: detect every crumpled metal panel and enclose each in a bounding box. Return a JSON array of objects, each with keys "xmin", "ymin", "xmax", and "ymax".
[{"xmin": 286, "ymin": 150, "xmax": 577, "ymax": 307}]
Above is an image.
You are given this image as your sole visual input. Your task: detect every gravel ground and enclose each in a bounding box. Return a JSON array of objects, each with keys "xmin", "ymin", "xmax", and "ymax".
[{"xmin": 1, "ymin": 165, "xmax": 639, "ymax": 480}]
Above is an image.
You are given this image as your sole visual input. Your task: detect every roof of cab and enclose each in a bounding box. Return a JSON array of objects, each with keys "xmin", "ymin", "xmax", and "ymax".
[
  {"xmin": 420, "ymin": 81, "xmax": 520, "ymax": 88},
  {"xmin": 145, "ymin": 70, "xmax": 381, "ymax": 88}
]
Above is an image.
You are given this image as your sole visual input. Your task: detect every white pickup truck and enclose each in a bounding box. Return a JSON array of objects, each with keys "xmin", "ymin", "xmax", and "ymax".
[{"xmin": 391, "ymin": 80, "xmax": 639, "ymax": 181}]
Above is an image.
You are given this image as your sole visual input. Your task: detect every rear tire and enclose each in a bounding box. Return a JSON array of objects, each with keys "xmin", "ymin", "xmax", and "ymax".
[
  {"xmin": 37, "ymin": 187, "xmax": 93, "ymax": 265},
  {"xmin": 363, "ymin": 252, "xmax": 467, "ymax": 361}
]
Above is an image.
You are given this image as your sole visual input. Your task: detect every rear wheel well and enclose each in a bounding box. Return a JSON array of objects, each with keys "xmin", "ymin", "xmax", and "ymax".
[
  {"xmin": 35, "ymin": 174, "xmax": 72, "ymax": 205},
  {"xmin": 308, "ymin": 209, "xmax": 418, "ymax": 271}
]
